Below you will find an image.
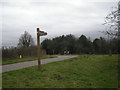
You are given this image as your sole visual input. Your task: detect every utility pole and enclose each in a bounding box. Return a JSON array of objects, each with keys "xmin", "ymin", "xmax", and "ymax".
[{"xmin": 37, "ymin": 28, "xmax": 47, "ymax": 70}]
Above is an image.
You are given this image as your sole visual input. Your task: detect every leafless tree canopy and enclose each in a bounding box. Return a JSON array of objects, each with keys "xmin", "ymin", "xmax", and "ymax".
[
  {"xmin": 103, "ymin": 1, "xmax": 120, "ymax": 37},
  {"xmin": 18, "ymin": 31, "xmax": 34, "ymax": 47}
]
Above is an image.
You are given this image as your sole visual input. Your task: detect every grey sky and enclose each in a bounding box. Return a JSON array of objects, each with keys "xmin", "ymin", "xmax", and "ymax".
[{"xmin": 1, "ymin": 0, "xmax": 118, "ymax": 46}]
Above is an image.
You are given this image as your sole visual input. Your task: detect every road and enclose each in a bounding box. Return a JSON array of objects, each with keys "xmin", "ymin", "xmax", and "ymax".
[{"xmin": 2, "ymin": 55, "xmax": 77, "ymax": 73}]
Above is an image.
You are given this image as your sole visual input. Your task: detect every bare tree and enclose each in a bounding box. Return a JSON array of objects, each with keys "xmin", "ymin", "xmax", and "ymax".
[
  {"xmin": 18, "ymin": 31, "xmax": 34, "ymax": 48},
  {"xmin": 103, "ymin": 1, "xmax": 120, "ymax": 37},
  {"xmin": 102, "ymin": 1, "xmax": 120, "ymax": 56}
]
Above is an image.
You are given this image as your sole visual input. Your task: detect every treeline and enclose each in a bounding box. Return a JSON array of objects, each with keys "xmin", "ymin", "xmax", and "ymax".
[
  {"xmin": 2, "ymin": 31, "xmax": 47, "ymax": 60},
  {"xmin": 41, "ymin": 34, "xmax": 119, "ymax": 55},
  {"xmin": 2, "ymin": 33, "xmax": 119, "ymax": 59},
  {"xmin": 2, "ymin": 46, "xmax": 46, "ymax": 59},
  {"xmin": 2, "ymin": 46, "xmax": 37, "ymax": 59}
]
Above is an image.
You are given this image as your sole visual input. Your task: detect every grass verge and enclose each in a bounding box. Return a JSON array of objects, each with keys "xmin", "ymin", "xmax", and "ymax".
[
  {"xmin": 2, "ymin": 55, "xmax": 118, "ymax": 88},
  {"xmin": 2, "ymin": 55, "xmax": 57, "ymax": 65}
]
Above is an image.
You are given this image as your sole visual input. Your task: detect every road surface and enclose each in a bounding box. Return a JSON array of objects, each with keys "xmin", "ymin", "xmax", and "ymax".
[{"xmin": 2, "ymin": 55, "xmax": 77, "ymax": 73}]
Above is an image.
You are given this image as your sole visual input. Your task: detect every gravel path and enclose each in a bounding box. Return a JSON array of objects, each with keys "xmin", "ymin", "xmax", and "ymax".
[{"xmin": 2, "ymin": 55, "xmax": 77, "ymax": 72}]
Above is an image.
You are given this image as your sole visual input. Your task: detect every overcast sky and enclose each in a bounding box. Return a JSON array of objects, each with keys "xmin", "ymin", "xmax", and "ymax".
[{"xmin": 1, "ymin": 0, "xmax": 119, "ymax": 46}]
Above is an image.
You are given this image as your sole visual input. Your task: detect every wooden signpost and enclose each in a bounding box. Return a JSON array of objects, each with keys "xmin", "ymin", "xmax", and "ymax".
[{"xmin": 37, "ymin": 28, "xmax": 47, "ymax": 70}]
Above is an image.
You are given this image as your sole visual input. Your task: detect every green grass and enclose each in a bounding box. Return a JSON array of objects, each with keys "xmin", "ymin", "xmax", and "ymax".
[
  {"xmin": 2, "ymin": 55, "xmax": 57, "ymax": 65},
  {"xmin": 2, "ymin": 55, "xmax": 118, "ymax": 88}
]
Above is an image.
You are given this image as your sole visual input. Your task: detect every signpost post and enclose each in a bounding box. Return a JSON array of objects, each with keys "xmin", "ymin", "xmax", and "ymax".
[{"xmin": 37, "ymin": 28, "xmax": 47, "ymax": 70}]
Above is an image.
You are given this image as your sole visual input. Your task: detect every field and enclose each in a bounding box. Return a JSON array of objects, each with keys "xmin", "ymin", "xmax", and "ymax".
[
  {"xmin": 2, "ymin": 55, "xmax": 57, "ymax": 65},
  {"xmin": 2, "ymin": 55, "xmax": 118, "ymax": 88}
]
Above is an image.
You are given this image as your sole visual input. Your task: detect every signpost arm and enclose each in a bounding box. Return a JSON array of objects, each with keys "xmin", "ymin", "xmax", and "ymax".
[{"xmin": 37, "ymin": 28, "xmax": 41, "ymax": 70}]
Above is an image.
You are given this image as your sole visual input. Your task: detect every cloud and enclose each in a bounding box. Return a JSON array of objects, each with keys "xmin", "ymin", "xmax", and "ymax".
[{"xmin": 1, "ymin": 0, "xmax": 118, "ymax": 46}]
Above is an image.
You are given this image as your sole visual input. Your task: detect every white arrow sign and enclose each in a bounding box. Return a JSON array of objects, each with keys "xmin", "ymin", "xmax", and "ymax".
[{"xmin": 37, "ymin": 31, "xmax": 47, "ymax": 36}]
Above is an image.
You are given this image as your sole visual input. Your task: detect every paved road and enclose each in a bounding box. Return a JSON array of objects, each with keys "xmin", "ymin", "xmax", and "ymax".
[{"xmin": 2, "ymin": 55, "xmax": 77, "ymax": 73}]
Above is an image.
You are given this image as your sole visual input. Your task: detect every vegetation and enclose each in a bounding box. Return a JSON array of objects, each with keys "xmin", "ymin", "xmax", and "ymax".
[
  {"xmin": 2, "ymin": 31, "xmax": 46, "ymax": 60},
  {"xmin": 2, "ymin": 34, "xmax": 119, "ymax": 59},
  {"xmin": 2, "ymin": 55, "xmax": 57, "ymax": 65},
  {"xmin": 41, "ymin": 1, "xmax": 120, "ymax": 55},
  {"xmin": 2, "ymin": 55, "xmax": 118, "ymax": 88},
  {"xmin": 18, "ymin": 31, "xmax": 34, "ymax": 48},
  {"xmin": 2, "ymin": 1, "xmax": 119, "ymax": 89},
  {"xmin": 103, "ymin": 1, "xmax": 120, "ymax": 37},
  {"xmin": 41, "ymin": 34, "xmax": 119, "ymax": 55},
  {"xmin": 2, "ymin": 46, "xmax": 46, "ymax": 59}
]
